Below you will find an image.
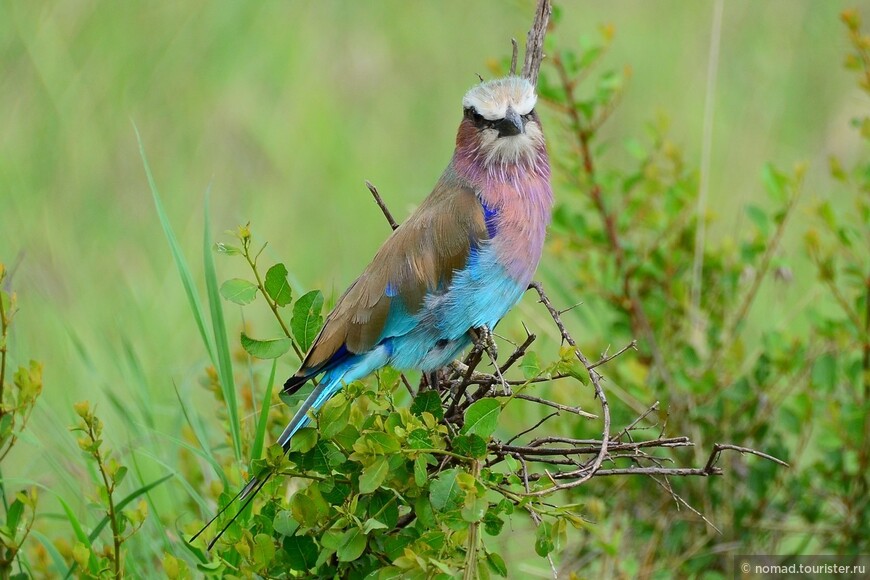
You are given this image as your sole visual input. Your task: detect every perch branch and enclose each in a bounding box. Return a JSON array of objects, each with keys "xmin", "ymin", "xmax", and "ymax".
[{"xmin": 522, "ymin": 0, "xmax": 552, "ymax": 85}]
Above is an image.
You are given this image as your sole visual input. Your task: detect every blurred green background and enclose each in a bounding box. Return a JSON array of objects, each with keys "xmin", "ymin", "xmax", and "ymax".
[{"xmin": 0, "ymin": 0, "xmax": 866, "ymax": 575}]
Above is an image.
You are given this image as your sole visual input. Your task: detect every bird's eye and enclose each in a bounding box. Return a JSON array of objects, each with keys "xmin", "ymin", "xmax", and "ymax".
[{"xmin": 464, "ymin": 107, "xmax": 484, "ymax": 123}]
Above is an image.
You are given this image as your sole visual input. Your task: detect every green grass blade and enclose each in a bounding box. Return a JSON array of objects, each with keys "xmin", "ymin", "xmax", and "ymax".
[
  {"xmin": 146, "ymin": 427, "xmax": 227, "ymax": 493},
  {"xmin": 131, "ymin": 449, "xmax": 211, "ymax": 512},
  {"xmin": 171, "ymin": 382, "xmax": 229, "ymax": 486},
  {"xmin": 128, "ymin": 451, "xmax": 172, "ymax": 553},
  {"xmin": 203, "ymin": 190, "xmax": 242, "ymax": 462},
  {"xmin": 251, "ymin": 359, "xmax": 277, "ymax": 463},
  {"xmin": 30, "ymin": 530, "xmax": 70, "ymax": 577},
  {"xmin": 58, "ymin": 497, "xmax": 98, "ymax": 577},
  {"xmin": 134, "ymin": 123, "xmax": 216, "ymax": 363}
]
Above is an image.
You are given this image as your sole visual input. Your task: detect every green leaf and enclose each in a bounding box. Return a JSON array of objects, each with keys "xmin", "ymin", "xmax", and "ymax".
[
  {"xmin": 283, "ymin": 535, "xmax": 318, "ymax": 571},
  {"xmin": 413, "ymin": 456, "xmax": 428, "ymax": 487},
  {"xmin": 364, "ymin": 432, "xmax": 402, "ymax": 454},
  {"xmin": 745, "ymin": 205, "xmax": 770, "ymax": 235},
  {"xmin": 252, "ymin": 533, "xmax": 275, "ymax": 569},
  {"xmin": 410, "ymin": 390, "xmax": 443, "ymax": 420},
  {"xmin": 414, "ymin": 496, "xmax": 436, "ymax": 529},
  {"xmin": 113, "ymin": 466, "xmax": 128, "ymax": 486},
  {"xmin": 273, "ymin": 511, "xmax": 299, "ymax": 536},
  {"xmin": 362, "ymin": 518, "xmax": 389, "ymax": 534},
  {"xmin": 430, "ymin": 468, "xmax": 463, "ymax": 511},
  {"xmin": 240, "ymin": 333, "xmax": 293, "ymax": 359},
  {"xmin": 318, "ymin": 393, "xmax": 350, "ymax": 439},
  {"xmin": 337, "ymin": 527, "xmax": 367, "ymax": 562},
  {"xmin": 407, "ymin": 429, "xmax": 433, "ymax": 450},
  {"xmin": 291, "ymin": 290, "xmax": 324, "ymax": 352},
  {"xmin": 483, "ymin": 512, "xmax": 505, "ymax": 536},
  {"xmin": 486, "ymin": 552, "xmax": 508, "ymax": 577},
  {"xmin": 461, "ymin": 492, "xmax": 487, "ymax": 522},
  {"xmin": 520, "ymin": 351, "xmax": 541, "ymax": 379},
  {"xmin": 535, "ymin": 521, "xmax": 554, "ymax": 557},
  {"xmin": 461, "ymin": 399, "xmax": 501, "ymax": 438},
  {"xmin": 359, "ymin": 456, "xmax": 389, "ymax": 494},
  {"xmin": 811, "ymin": 353, "xmax": 837, "ymax": 392},
  {"xmin": 219, "ymin": 278, "xmax": 258, "ymax": 305},
  {"xmin": 214, "ymin": 242, "xmax": 242, "ymax": 256},
  {"xmin": 264, "ymin": 263, "xmax": 292, "ymax": 307},
  {"xmin": 452, "ymin": 434, "xmax": 487, "ymax": 459},
  {"xmin": 6, "ymin": 499, "xmax": 23, "ymax": 536},
  {"xmin": 289, "ymin": 428, "xmax": 318, "ymax": 453},
  {"xmin": 761, "ymin": 163, "xmax": 789, "ymax": 204}
]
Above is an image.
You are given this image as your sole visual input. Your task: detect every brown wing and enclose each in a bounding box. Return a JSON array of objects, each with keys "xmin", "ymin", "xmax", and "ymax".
[{"xmin": 294, "ymin": 171, "xmax": 488, "ymax": 378}]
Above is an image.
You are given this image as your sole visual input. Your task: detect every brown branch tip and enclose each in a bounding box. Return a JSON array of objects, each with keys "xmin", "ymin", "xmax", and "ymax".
[{"xmin": 522, "ymin": 0, "xmax": 552, "ymax": 85}]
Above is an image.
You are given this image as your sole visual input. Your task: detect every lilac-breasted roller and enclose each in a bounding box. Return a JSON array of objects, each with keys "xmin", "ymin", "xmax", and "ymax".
[
  {"xmin": 204, "ymin": 76, "xmax": 552, "ymax": 541},
  {"xmin": 278, "ymin": 75, "xmax": 551, "ymax": 451}
]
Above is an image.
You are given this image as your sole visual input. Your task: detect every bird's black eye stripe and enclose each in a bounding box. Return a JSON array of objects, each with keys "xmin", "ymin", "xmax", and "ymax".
[
  {"xmin": 464, "ymin": 107, "xmax": 498, "ymax": 129},
  {"xmin": 464, "ymin": 107, "xmax": 485, "ymax": 123},
  {"xmin": 464, "ymin": 107, "xmax": 535, "ymax": 128}
]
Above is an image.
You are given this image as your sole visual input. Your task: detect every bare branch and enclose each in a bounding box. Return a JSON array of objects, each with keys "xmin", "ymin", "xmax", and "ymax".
[
  {"xmin": 521, "ymin": 0, "xmax": 552, "ymax": 85},
  {"xmin": 513, "ymin": 394, "xmax": 597, "ymax": 419},
  {"xmin": 704, "ymin": 443, "xmax": 790, "ymax": 472},
  {"xmin": 524, "ymin": 281, "xmax": 611, "ymax": 496},
  {"xmin": 611, "ymin": 400, "xmax": 660, "ymax": 442},
  {"xmin": 505, "ymin": 412, "xmax": 558, "ymax": 446},
  {"xmin": 365, "ymin": 180, "xmax": 399, "ymax": 231},
  {"xmin": 590, "ymin": 339, "xmax": 638, "ymax": 370}
]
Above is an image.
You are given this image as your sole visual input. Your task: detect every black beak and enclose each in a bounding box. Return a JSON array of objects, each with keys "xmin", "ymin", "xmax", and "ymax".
[{"xmin": 495, "ymin": 107, "xmax": 524, "ymax": 138}]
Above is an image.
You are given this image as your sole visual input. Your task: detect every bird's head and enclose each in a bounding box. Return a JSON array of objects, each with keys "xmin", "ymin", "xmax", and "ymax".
[{"xmin": 457, "ymin": 76, "xmax": 544, "ymax": 167}]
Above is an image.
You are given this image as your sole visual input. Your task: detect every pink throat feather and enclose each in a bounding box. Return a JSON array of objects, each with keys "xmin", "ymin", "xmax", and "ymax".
[{"xmin": 452, "ymin": 140, "xmax": 553, "ymax": 283}]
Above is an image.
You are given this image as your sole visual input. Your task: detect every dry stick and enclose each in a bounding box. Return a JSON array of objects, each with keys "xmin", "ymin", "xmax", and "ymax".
[
  {"xmin": 521, "ymin": 0, "xmax": 552, "ymax": 85},
  {"xmin": 365, "ymin": 180, "xmax": 399, "ymax": 231},
  {"xmin": 496, "ymin": 329, "xmax": 536, "ymax": 374},
  {"xmin": 517, "ymin": 455, "xmax": 559, "ymax": 580},
  {"xmin": 522, "ymin": 281, "xmax": 610, "ymax": 497},
  {"xmin": 704, "ymin": 443, "xmax": 789, "ymax": 472},
  {"xmin": 610, "ymin": 400, "xmax": 660, "ymax": 442},
  {"xmin": 650, "ymin": 474, "xmax": 722, "ymax": 534},
  {"xmin": 504, "ymin": 412, "xmax": 559, "ymax": 446},
  {"xmin": 590, "ymin": 339, "xmax": 637, "ymax": 370},
  {"xmin": 493, "ymin": 437, "xmax": 692, "ymax": 458},
  {"xmin": 509, "ymin": 38, "xmax": 519, "ymax": 76},
  {"xmin": 513, "ymin": 394, "xmax": 597, "ymax": 420}
]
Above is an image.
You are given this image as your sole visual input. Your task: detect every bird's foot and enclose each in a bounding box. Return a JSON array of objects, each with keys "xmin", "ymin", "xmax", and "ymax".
[
  {"xmin": 471, "ymin": 325, "xmax": 512, "ymax": 396},
  {"xmin": 472, "ymin": 325, "xmax": 498, "ymax": 361}
]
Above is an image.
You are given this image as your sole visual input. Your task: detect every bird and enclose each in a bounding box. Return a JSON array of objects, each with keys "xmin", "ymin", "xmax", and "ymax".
[{"xmin": 197, "ymin": 75, "xmax": 552, "ymax": 546}]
